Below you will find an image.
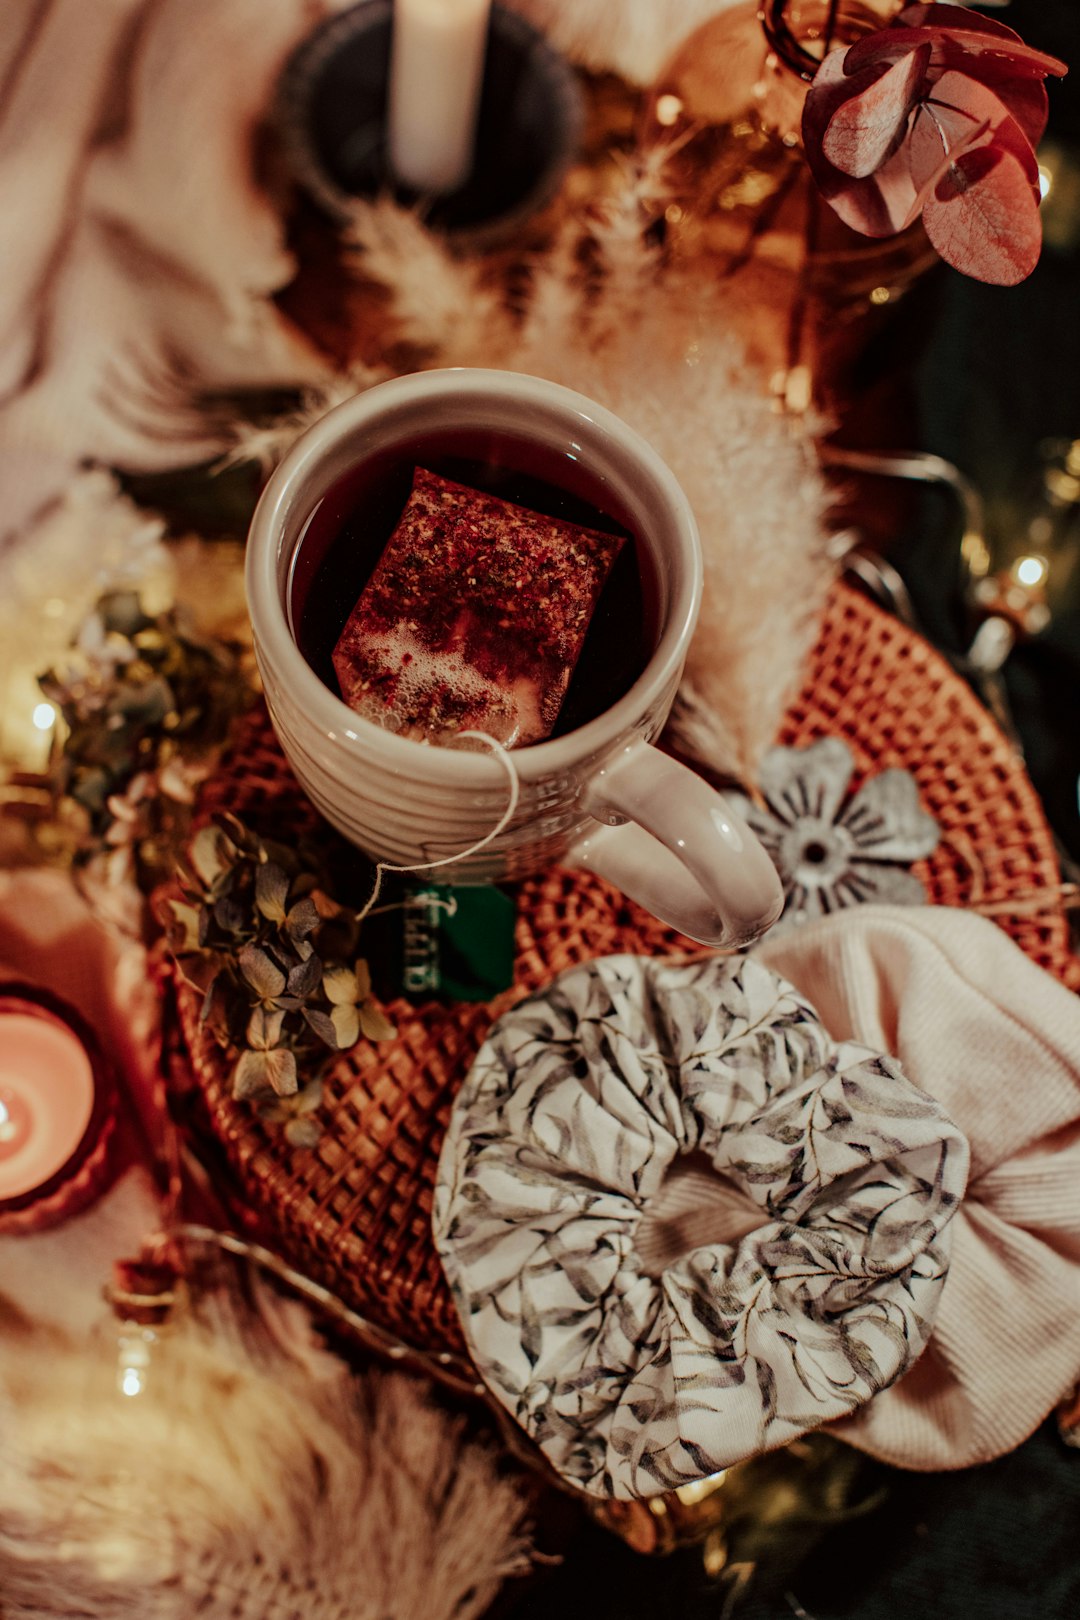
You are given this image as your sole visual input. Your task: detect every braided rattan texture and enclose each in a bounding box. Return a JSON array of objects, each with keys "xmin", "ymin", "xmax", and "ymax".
[
  {"xmin": 780, "ymin": 587, "xmax": 1080, "ymax": 987},
  {"xmin": 168, "ymin": 583, "xmax": 1079, "ymax": 1356},
  {"xmin": 172, "ymin": 766, "xmax": 682, "ymax": 1353}
]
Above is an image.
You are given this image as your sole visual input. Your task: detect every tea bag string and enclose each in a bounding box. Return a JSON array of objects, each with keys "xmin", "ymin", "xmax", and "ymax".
[{"xmin": 355, "ymin": 731, "xmax": 521, "ymax": 924}]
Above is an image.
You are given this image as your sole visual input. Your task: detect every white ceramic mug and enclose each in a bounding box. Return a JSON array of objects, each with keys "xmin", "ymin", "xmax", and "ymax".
[{"xmin": 246, "ymin": 369, "xmax": 783, "ymax": 947}]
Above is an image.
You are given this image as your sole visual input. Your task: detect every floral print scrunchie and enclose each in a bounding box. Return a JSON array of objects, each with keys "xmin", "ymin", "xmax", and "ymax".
[{"xmin": 434, "ymin": 954, "xmax": 969, "ymax": 1499}]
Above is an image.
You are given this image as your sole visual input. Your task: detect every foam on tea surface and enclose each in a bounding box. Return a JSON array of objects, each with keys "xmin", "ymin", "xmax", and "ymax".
[
  {"xmin": 332, "ymin": 467, "xmax": 624, "ymax": 746},
  {"xmin": 345, "ymin": 622, "xmax": 544, "ymax": 744}
]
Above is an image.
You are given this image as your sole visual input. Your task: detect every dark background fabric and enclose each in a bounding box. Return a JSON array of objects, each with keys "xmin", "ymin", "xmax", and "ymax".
[
  {"xmin": 506, "ymin": 1423, "xmax": 1080, "ymax": 1620},
  {"xmin": 900, "ymin": 0, "xmax": 1080, "ymax": 863}
]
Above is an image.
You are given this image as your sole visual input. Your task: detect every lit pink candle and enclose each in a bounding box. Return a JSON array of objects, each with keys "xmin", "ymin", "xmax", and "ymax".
[{"xmin": 0, "ymin": 987, "xmax": 115, "ymax": 1229}]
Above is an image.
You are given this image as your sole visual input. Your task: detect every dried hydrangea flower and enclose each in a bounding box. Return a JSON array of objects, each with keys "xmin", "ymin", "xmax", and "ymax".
[
  {"xmin": 726, "ymin": 736, "xmax": 939, "ymax": 926},
  {"xmin": 162, "ymin": 814, "xmax": 395, "ymax": 1139}
]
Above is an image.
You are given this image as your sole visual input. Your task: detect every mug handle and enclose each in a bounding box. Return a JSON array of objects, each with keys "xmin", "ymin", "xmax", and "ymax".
[{"xmin": 570, "ymin": 741, "xmax": 784, "ymax": 948}]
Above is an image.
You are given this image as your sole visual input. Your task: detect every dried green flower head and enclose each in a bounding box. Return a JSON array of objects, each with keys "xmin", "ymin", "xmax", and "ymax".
[
  {"xmin": 309, "ymin": 959, "xmax": 396, "ymax": 1048},
  {"xmin": 38, "ymin": 589, "xmax": 254, "ymax": 894},
  {"xmin": 162, "ymin": 813, "xmax": 394, "ymax": 1142}
]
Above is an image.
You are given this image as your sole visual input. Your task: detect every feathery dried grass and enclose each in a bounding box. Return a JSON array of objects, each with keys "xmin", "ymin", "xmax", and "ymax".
[
  {"xmin": 344, "ymin": 199, "xmax": 515, "ymax": 365},
  {"xmin": 519, "ymin": 281, "xmax": 832, "ymax": 787},
  {"xmin": 0, "ymin": 1297, "xmax": 533, "ymax": 1620}
]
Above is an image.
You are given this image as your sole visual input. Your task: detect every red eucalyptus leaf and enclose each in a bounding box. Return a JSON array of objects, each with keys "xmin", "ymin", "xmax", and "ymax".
[
  {"xmin": 850, "ymin": 100, "xmax": 993, "ymax": 232},
  {"xmin": 803, "ymin": 6, "xmax": 1064, "ymax": 283},
  {"xmin": 827, "ymin": 141, "xmax": 925, "ymax": 237},
  {"xmin": 804, "ymin": 48, "xmax": 921, "ymax": 235},
  {"xmin": 803, "ymin": 45, "xmax": 868, "ymax": 180},
  {"xmin": 922, "ymin": 38, "xmax": 1051, "ymax": 144},
  {"xmin": 991, "ymin": 112, "xmax": 1044, "ymax": 201},
  {"xmin": 907, "ymin": 101, "xmax": 989, "ymax": 201},
  {"xmin": 973, "ymin": 72, "xmax": 1049, "ymax": 149},
  {"xmin": 897, "ymin": 5, "xmax": 1027, "ymax": 46},
  {"xmin": 907, "ymin": 100, "xmax": 946, "ymax": 186},
  {"xmin": 845, "ymin": 26, "xmax": 1067, "ymax": 83},
  {"xmin": 926, "ymin": 70, "xmax": 1039, "ymax": 190},
  {"xmin": 824, "ymin": 43, "xmax": 930, "ymax": 178},
  {"xmin": 923, "ymin": 142, "xmax": 1042, "ymax": 284}
]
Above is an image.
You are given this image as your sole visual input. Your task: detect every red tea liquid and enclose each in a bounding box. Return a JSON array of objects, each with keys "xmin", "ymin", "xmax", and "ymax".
[{"xmin": 287, "ymin": 428, "xmax": 658, "ymax": 740}]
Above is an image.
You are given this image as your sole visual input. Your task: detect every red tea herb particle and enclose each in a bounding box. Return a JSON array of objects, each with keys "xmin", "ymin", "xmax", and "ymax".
[{"xmin": 332, "ymin": 468, "xmax": 625, "ymax": 746}]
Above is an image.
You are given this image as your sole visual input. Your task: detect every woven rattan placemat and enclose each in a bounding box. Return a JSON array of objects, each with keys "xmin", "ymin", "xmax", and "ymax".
[{"xmin": 166, "ymin": 582, "xmax": 1079, "ymax": 1355}]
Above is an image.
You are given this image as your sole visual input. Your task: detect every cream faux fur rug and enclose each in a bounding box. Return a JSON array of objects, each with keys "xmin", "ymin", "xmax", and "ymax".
[
  {"xmin": 0, "ymin": 1279, "xmax": 533, "ymax": 1620},
  {"xmin": 0, "ymin": 0, "xmax": 342, "ymax": 543}
]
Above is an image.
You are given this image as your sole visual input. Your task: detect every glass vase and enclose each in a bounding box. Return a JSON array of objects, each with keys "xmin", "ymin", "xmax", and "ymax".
[{"xmin": 644, "ymin": 0, "xmax": 939, "ymax": 413}]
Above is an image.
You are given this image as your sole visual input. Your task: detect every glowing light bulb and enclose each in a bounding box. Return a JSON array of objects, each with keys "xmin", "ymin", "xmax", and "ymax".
[
  {"xmin": 674, "ymin": 1469, "xmax": 728, "ymax": 1505},
  {"xmin": 1038, "ymin": 166, "xmax": 1052, "ymax": 199},
  {"xmin": 654, "ymin": 94, "xmax": 683, "ymax": 127},
  {"xmin": 32, "ymin": 701, "xmax": 56, "ymax": 731},
  {"xmin": 115, "ymin": 1324, "xmax": 155, "ymax": 1399},
  {"xmin": 1015, "ymin": 555, "xmax": 1048, "ymax": 588}
]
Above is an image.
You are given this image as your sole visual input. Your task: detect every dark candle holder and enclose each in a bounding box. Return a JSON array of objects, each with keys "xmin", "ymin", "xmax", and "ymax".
[{"xmin": 275, "ymin": 1, "xmax": 583, "ymax": 248}]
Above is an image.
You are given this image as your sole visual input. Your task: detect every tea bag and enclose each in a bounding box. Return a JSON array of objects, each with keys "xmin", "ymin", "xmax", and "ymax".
[{"xmin": 332, "ymin": 468, "xmax": 625, "ymax": 746}]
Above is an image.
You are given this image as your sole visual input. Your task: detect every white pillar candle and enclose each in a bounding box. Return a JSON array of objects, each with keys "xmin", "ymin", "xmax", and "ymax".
[{"xmin": 388, "ymin": 0, "xmax": 492, "ymax": 195}]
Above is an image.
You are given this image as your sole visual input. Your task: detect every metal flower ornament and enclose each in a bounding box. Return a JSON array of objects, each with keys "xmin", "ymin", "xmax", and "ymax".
[
  {"xmin": 802, "ymin": 4, "xmax": 1068, "ymax": 284},
  {"xmin": 727, "ymin": 737, "xmax": 940, "ymax": 926}
]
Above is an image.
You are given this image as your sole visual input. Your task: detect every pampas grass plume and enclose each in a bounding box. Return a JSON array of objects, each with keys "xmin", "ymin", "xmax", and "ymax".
[{"xmin": 0, "ymin": 1301, "xmax": 532, "ymax": 1620}]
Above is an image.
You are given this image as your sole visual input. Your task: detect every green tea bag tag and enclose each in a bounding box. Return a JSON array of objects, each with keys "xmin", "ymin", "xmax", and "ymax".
[{"xmin": 401, "ymin": 883, "xmax": 516, "ymax": 1002}]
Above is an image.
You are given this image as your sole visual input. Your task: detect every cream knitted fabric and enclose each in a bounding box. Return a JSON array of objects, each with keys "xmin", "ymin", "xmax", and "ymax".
[{"xmin": 759, "ymin": 905, "xmax": 1080, "ymax": 1470}]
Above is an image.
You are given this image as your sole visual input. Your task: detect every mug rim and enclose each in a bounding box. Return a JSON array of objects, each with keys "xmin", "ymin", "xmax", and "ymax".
[{"xmin": 245, "ymin": 368, "xmax": 701, "ymax": 786}]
